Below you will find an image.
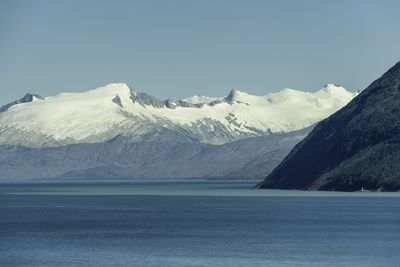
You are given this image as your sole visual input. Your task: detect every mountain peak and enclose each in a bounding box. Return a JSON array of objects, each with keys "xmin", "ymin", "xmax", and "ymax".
[
  {"xmin": 183, "ymin": 94, "xmax": 223, "ymax": 105},
  {"xmin": 0, "ymin": 93, "xmax": 44, "ymax": 112},
  {"xmin": 319, "ymin": 84, "xmax": 347, "ymax": 93},
  {"xmin": 104, "ymin": 82, "xmax": 131, "ymax": 89},
  {"xmin": 314, "ymin": 84, "xmax": 354, "ymax": 99},
  {"xmin": 92, "ymin": 83, "xmax": 132, "ymax": 95},
  {"xmin": 324, "ymin": 83, "xmax": 342, "ymax": 88},
  {"xmin": 225, "ymin": 89, "xmax": 250, "ymax": 102}
]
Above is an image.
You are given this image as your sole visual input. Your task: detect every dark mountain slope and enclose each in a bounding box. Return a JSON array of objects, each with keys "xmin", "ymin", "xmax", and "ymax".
[{"xmin": 258, "ymin": 61, "xmax": 400, "ymax": 191}]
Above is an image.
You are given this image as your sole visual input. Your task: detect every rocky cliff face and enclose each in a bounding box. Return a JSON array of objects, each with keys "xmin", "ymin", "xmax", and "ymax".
[{"xmin": 258, "ymin": 61, "xmax": 400, "ymax": 191}]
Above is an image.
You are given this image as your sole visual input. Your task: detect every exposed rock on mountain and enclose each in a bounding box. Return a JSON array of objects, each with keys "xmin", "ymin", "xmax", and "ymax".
[{"xmin": 0, "ymin": 93, "xmax": 44, "ymax": 112}]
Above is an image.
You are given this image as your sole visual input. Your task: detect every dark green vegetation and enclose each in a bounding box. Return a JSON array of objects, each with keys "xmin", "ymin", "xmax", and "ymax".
[{"xmin": 258, "ymin": 61, "xmax": 400, "ymax": 191}]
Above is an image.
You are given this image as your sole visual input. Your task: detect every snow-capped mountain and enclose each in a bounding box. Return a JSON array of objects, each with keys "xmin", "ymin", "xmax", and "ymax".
[{"xmin": 0, "ymin": 83, "xmax": 356, "ymax": 148}]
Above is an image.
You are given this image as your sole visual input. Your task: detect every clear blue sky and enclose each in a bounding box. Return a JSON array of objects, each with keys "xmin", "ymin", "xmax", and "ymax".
[{"xmin": 0, "ymin": 0, "xmax": 399, "ymax": 103}]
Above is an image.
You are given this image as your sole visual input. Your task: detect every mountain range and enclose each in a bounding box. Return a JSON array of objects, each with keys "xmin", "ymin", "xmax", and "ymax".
[{"xmin": 0, "ymin": 84, "xmax": 355, "ymax": 180}]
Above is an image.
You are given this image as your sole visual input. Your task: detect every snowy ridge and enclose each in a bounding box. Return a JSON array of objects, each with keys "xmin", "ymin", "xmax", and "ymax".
[
  {"xmin": 183, "ymin": 95, "xmax": 223, "ymax": 104},
  {"xmin": 0, "ymin": 83, "xmax": 357, "ymax": 147}
]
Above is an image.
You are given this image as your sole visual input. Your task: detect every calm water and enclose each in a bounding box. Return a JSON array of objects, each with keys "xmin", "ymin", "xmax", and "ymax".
[{"xmin": 1, "ymin": 181, "xmax": 399, "ymax": 267}]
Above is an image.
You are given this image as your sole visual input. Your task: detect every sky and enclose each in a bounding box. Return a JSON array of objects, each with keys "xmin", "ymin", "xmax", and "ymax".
[{"xmin": 0, "ymin": 0, "xmax": 399, "ymax": 104}]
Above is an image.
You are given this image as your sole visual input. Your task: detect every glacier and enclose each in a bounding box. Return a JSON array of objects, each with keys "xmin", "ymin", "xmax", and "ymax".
[{"xmin": 0, "ymin": 83, "xmax": 356, "ymax": 148}]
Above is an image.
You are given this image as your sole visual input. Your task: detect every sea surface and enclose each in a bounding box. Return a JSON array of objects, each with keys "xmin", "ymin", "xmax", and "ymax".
[{"xmin": 1, "ymin": 180, "xmax": 399, "ymax": 267}]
